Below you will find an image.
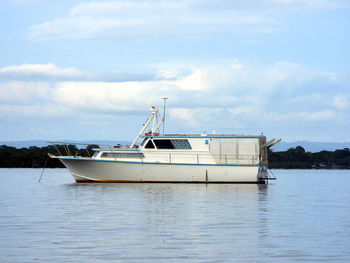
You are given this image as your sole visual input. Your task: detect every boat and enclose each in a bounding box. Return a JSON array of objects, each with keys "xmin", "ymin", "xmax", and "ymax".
[{"xmin": 49, "ymin": 104, "xmax": 280, "ymax": 183}]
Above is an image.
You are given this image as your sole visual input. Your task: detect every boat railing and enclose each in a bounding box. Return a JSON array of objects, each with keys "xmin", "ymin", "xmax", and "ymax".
[
  {"xmin": 48, "ymin": 142, "xmax": 260, "ymax": 165},
  {"xmin": 119, "ymin": 151, "xmax": 260, "ymax": 165},
  {"xmin": 47, "ymin": 142, "xmax": 120, "ymax": 158}
]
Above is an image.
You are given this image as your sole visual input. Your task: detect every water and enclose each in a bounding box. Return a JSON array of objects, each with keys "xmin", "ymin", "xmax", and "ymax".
[{"xmin": 0, "ymin": 169, "xmax": 349, "ymax": 262}]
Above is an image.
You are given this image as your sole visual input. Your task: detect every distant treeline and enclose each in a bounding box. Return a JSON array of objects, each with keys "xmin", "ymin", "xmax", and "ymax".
[
  {"xmin": 268, "ymin": 146, "xmax": 350, "ymax": 169},
  {"xmin": 0, "ymin": 144, "xmax": 97, "ymax": 168},
  {"xmin": 1, "ymin": 144, "xmax": 350, "ymax": 169}
]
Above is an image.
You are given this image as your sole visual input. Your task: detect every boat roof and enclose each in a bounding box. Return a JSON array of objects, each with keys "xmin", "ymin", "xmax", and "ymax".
[{"xmin": 143, "ymin": 133, "xmax": 264, "ymax": 139}]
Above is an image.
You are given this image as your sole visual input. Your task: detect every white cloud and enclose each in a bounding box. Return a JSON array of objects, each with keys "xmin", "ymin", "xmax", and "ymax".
[
  {"xmin": 155, "ymin": 68, "xmax": 180, "ymax": 80},
  {"xmin": 28, "ymin": 0, "xmax": 278, "ymax": 41},
  {"xmin": 174, "ymin": 69, "xmax": 207, "ymax": 91},
  {"xmin": 267, "ymin": 0, "xmax": 349, "ymax": 10},
  {"xmin": 69, "ymin": 1, "xmax": 187, "ymax": 17},
  {"xmin": 10, "ymin": 0, "xmax": 45, "ymax": 4},
  {"xmin": 228, "ymin": 106, "xmax": 257, "ymax": 115},
  {"xmin": 27, "ymin": 0, "xmax": 349, "ymax": 41},
  {"xmin": 0, "ymin": 103, "xmax": 70, "ymax": 120},
  {"xmin": 169, "ymin": 108, "xmax": 194, "ymax": 122},
  {"xmin": 190, "ymin": 0, "xmax": 349, "ymax": 11},
  {"xmin": 52, "ymin": 81, "xmax": 164, "ymax": 111},
  {"xmin": 0, "ymin": 59, "xmax": 347, "ymax": 139},
  {"xmin": 296, "ymin": 110, "xmax": 336, "ymax": 122},
  {"xmin": 163, "ymin": 61, "xmax": 338, "ymax": 97},
  {"xmin": 0, "ymin": 63, "xmax": 161, "ymax": 82},
  {"xmin": 0, "ymin": 63, "xmax": 85, "ymax": 81},
  {"xmin": 169, "ymin": 107, "xmax": 226, "ymax": 128},
  {"xmin": 0, "ymin": 81, "xmax": 50, "ymax": 104},
  {"xmin": 332, "ymin": 95, "xmax": 348, "ymax": 110}
]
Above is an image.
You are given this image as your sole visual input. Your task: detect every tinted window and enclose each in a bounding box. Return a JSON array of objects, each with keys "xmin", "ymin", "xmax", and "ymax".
[
  {"xmin": 101, "ymin": 152, "xmax": 144, "ymax": 158},
  {"xmin": 153, "ymin": 139, "xmax": 174, "ymax": 149},
  {"xmin": 152, "ymin": 139, "xmax": 192, "ymax": 149},
  {"xmin": 172, "ymin": 139, "xmax": 192, "ymax": 149},
  {"xmin": 145, "ymin": 140, "xmax": 155, "ymax": 149}
]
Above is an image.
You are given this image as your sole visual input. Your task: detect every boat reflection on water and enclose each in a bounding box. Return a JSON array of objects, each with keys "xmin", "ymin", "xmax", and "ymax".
[{"xmin": 63, "ymin": 181, "xmax": 272, "ymax": 256}]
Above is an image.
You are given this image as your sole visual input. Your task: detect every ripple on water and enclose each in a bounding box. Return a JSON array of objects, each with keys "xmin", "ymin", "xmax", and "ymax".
[{"xmin": 0, "ymin": 168, "xmax": 349, "ymax": 262}]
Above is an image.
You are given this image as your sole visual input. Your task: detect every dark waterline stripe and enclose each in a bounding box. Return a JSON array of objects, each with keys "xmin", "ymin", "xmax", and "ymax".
[{"xmin": 75, "ymin": 179, "xmax": 263, "ymax": 184}]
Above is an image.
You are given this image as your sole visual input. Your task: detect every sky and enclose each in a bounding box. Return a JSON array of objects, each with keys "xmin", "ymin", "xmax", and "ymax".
[{"xmin": 0, "ymin": 0, "xmax": 350, "ymax": 143}]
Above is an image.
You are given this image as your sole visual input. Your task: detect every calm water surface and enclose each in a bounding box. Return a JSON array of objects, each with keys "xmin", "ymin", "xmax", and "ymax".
[{"xmin": 0, "ymin": 169, "xmax": 349, "ymax": 262}]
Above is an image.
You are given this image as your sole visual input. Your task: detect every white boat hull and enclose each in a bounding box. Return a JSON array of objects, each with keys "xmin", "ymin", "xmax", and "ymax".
[{"xmin": 59, "ymin": 157, "xmax": 265, "ymax": 183}]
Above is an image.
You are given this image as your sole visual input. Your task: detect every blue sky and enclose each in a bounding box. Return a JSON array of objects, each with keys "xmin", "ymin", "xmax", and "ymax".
[{"xmin": 1, "ymin": 0, "xmax": 350, "ymax": 142}]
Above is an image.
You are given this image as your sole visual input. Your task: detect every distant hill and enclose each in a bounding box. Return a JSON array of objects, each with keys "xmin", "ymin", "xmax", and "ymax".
[{"xmin": 1, "ymin": 140, "xmax": 350, "ymax": 153}]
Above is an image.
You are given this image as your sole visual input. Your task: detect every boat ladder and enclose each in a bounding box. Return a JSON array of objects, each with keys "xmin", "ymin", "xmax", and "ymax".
[{"xmin": 260, "ymin": 167, "xmax": 277, "ymax": 183}]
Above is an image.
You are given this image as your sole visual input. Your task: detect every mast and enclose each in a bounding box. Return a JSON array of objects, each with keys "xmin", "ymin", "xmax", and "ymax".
[
  {"xmin": 162, "ymin": 97, "xmax": 168, "ymax": 134},
  {"xmin": 129, "ymin": 106, "xmax": 158, "ymax": 148}
]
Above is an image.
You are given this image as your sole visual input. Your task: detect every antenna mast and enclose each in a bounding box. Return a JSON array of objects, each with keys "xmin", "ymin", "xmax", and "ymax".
[{"xmin": 162, "ymin": 97, "xmax": 168, "ymax": 134}]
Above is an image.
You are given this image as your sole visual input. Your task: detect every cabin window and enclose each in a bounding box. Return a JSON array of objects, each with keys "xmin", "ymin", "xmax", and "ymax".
[
  {"xmin": 140, "ymin": 138, "xmax": 148, "ymax": 147},
  {"xmin": 154, "ymin": 139, "xmax": 174, "ymax": 149},
  {"xmin": 92, "ymin": 152, "xmax": 99, "ymax": 157},
  {"xmin": 171, "ymin": 139, "xmax": 192, "ymax": 149},
  {"xmin": 145, "ymin": 139, "xmax": 155, "ymax": 149},
  {"xmin": 101, "ymin": 152, "xmax": 144, "ymax": 158},
  {"xmin": 152, "ymin": 139, "xmax": 192, "ymax": 149}
]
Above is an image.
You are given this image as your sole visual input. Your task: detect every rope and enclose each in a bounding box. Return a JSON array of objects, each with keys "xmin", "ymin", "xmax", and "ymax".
[{"xmin": 38, "ymin": 157, "xmax": 48, "ymax": 183}]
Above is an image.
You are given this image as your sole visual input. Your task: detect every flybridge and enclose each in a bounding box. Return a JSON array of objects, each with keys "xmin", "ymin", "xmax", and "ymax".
[{"xmin": 129, "ymin": 104, "xmax": 267, "ymax": 148}]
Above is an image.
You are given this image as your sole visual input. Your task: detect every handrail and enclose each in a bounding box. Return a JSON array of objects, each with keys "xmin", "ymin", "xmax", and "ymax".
[
  {"xmin": 98, "ymin": 151, "xmax": 260, "ymax": 165},
  {"xmin": 47, "ymin": 141, "xmax": 119, "ymax": 147},
  {"xmin": 48, "ymin": 141, "xmax": 119, "ymax": 157},
  {"xmin": 48, "ymin": 142, "xmax": 261, "ymax": 165}
]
